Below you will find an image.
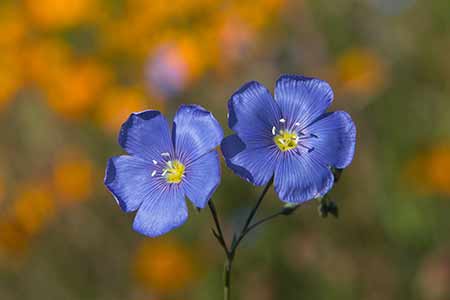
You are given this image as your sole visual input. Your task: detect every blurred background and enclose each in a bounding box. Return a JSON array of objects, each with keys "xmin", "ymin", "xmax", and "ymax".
[{"xmin": 1, "ymin": 0, "xmax": 450, "ymax": 299}]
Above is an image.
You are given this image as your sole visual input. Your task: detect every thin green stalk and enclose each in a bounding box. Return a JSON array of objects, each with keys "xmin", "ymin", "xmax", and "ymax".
[{"xmin": 209, "ymin": 178, "xmax": 303, "ymax": 300}]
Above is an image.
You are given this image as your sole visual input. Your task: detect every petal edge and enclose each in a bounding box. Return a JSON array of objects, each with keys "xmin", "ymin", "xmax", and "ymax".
[
  {"xmin": 274, "ymin": 75, "xmax": 333, "ymax": 129},
  {"xmin": 173, "ymin": 104, "xmax": 223, "ymax": 163}
]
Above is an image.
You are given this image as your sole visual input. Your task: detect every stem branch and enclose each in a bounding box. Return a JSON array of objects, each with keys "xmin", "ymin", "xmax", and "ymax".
[
  {"xmin": 230, "ymin": 179, "xmax": 273, "ymax": 257},
  {"xmin": 208, "ymin": 201, "xmax": 229, "ymax": 256},
  {"xmin": 208, "ymin": 178, "xmax": 300, "ymax": 300}
]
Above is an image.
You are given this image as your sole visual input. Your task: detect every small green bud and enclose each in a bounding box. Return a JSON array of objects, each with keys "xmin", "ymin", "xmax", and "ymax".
[
  {"xmin": 318, "ymin": 199, "xmax": 339, "ymax": 218},
  {"xmin": 281, "ymin": 203, "xmax": 300, "ymax": 215},
  {"xmin": 332, "ymin": 168, "xmax": 343, "ymax": 183}
]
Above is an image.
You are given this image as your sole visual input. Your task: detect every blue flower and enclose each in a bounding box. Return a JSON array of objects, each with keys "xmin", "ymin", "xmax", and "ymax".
[
  {"xmin": 221, "ymin": 75, "xmax": 356, "ymax": 203},
  {"xmin": 105, "ymin": 105, "xmax": 223, "ymax": 237}
]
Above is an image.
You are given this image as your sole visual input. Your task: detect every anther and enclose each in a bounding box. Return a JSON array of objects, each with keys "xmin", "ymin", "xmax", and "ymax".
[{"xmin": 299, "ymin": 144, "xmax": 315, "ymax": 153}]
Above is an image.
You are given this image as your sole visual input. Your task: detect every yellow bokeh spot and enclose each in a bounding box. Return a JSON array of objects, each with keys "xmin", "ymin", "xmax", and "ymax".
[
  {"xmin": 24, "ymin": 0, "xmax": 96, "ymax": 29},
  {"xmin": 25, "ymin": 38, "xmax": 71, "ymax": 86},
  {"xmin": 274, "ymin": 130, "xmax": 298, "ymax": 152},
  {"xmin": 0, "ymin": 4, "xmax": 27, "ymax": 49},
  {"xmin": 133, "ymin": 239, "xmax": 197, "ymax": 293},
  {"xmin": 231, "ymin": 0, "xmax": 285, "ymax": 30},
  {"xmin": 43, "ymin": 61, "xmax": 111, "ymax": 120},
  {"xmin": 0, "ymin": 220, "xmax": 30, "ymax": 258},
  {"xmin": 52, "ymin": 149, "xmax": 94, "ymax": 205},
  {"xmin": 96, "ymin": 87, "xmax": 163, "ymax": 134},
  {"xmin": 163, "ymin": 160, "xmax": 185, "ymax": 184},
  {"xmin": 403, "ymin": 143, "xmax": 450, "ymax": 196},
  {"xmin": 12, "ymin": 183, "xmax": 55, "ymax": 236},
  {"xmin": 336, "ymin": 48, "xmax": 386, "ymax": 97},
  {"xmin": 0, "ymin": 50, "xmax": 23, "ymax": 111},
  {"xmin": 1, "ymin": 180, "xmax": 55, "ymax": 259}
]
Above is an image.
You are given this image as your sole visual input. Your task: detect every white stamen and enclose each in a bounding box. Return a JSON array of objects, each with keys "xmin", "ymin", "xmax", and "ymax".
[
  {"xmin": 161, "ymin": 152, "xmax": 170, "ymax": 157},
  {"xmin": 272, "ymin": 126, "xmax": 276, "ymax": 135},
  {"xmin": 152, "ymin": 160, "xmax": 158, "ymax": 165},
  {"xmin": 151, "ymin": 170, "xmax": 157, "ymax": 177},
  {"xmin": 279, "ymin": 118, "xmax": 286, "ymax": 123},
  {"xmin": 294, "ymin": 122, "xmax": 300, "ymax": 126},
  {"xmin": 227, "ymin": 113, "xmax": 229, "ymax": 119},
  {"xmin": 162, "ymin": 169, "xmax": 168, "ymax": 176},
  {"xmin": 167, "ymin": 161, "xmax": 173, "ymax": 168}
]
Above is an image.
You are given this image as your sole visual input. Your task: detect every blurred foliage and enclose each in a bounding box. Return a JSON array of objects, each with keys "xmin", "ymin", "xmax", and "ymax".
[{"xmin": 1, "ymin": 0, "xmax": 450, "ymax": 299}]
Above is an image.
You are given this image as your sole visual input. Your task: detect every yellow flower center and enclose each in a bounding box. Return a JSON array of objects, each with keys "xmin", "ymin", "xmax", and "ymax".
[
  {"xmin": 274, "ymin": 130, "xmax": 298, "ymax": 152},
  {"xmin": 163, "ymin": 160, "xmax": 185, "ymax": 184}
]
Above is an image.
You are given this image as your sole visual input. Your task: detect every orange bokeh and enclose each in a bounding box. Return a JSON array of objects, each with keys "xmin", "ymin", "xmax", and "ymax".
[
  {"xmin": 52, "ymin": 148, "xmax": 94, "ymax": 205},
  {"xmin": 403, "ymin": 143, "xmax": 450, "ymax": 197},
  {"xmin": 0, "ymin": 219, "xmax": 30, "ymax": 258},
  {"xmin": 133, "ymin": 238, "xmax": 198, "ymax": 294},
  {"xmin": 24, "ymin": 0, "xmax": 97, "ymax": 30},
  {"xmin": 96, "ymin": 87, "xmax": 162, "ymax": 134},
  {"xmin": 43, "ymin": 61, "xmax": 112, "ymax": 120},
  {"xmin": 335, "ymin": 48, "xmax": 387, "ymax": 97},
  {"xmin": 12, "ymin": 182, "xmax": 55, "ymax": 237},
  {"xmin": 0, "ymin": 49, "xmax": 23, "ymax": 112}
]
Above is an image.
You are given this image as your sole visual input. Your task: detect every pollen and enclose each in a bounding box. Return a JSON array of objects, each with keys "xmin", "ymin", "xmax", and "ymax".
[
  {"xmin": 274, "ymin": 130, "xmax": 298, "ymax": 151},
  {"xmin": 163, "ymin": 160, "xmax": 185, "ymax": 184}
]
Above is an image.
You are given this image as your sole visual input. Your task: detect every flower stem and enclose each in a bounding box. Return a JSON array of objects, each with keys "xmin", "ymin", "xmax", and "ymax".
[
  {"xmin": 208, "ymin": 178, "xmax": 301, "ymax": 300},
  {"xmin": 230, "ymin": 179, "xmax": 273, "ymax": 257},
  {"xmin": 244, "ymin": 210, "xmax": 284, "ymax": 235},
  {"xmin": 208, "ymin": 201, "xmax": 229, "ymax": 255},
  {"xmin": 224, "ymin": 259, "xmax": 232, "ymax": 300}
]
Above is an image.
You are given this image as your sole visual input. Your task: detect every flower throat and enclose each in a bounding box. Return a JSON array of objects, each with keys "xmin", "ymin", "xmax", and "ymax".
[
  {"xmin": 162, "ymin": 160, "xmax": 185, "ymax": 183},
  {"xmin": 274, "ymin": 130, "xmax": 298, "ymax": 151}
]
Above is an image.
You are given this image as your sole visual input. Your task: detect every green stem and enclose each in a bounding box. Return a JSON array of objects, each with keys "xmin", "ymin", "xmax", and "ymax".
[
  {"xmin": 209, "ymin": 178, "xmax": 290, "ymax": 300},
  {"xmin": 208, "ymin": 201, "xmax": 229, "ymax": 255},
  {"xmin": 224, "ymin": 259, "xmax": 232, "ymax": 300},
  {"xmin": 244, "ymin": 210, "xmax": 284, "ymax": 235},
  {"xmin": 230, "ymin": 179, "xmax": 273, "ymax": 258}
]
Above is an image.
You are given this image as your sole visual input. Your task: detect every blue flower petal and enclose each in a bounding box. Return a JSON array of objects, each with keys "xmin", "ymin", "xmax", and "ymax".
[
  {"xmin": 119, "ymin": 110, "xmax": 173, "ymax": 161},
  {"xmin": 228, "ymin": 81, "xmax": 281, "ymax": 139},
  {"xmin": 172, "ymin": 104, "xmax": 223, "ymax": 162},
  {"xmin": 274, "ymin": 152, "xmax": 334, "ymax": 203},
  {"xmin": 104, "ymin": 155, "xmax": 155, "ymax": 212},
  {"xmin": 133, "ymin": 186, "xmax": 187, "ymax": 238},
  {"xmin": 274, "ymin": 75, "xmax": 333, "ymax": 129},
  {"xmin": 223, "ymin": 81, "xmax": 282, "ymax": 186},
  {"xmin": 183, "ymin": 151, "xmax": 221, "ymax": 208},
  {"xmin": 221, "ymin": 135, "xmax": 279, "ymax": 186},
  {"xmin": 302, "ymin": 111, "xmax": 356, "ymax": 169}
]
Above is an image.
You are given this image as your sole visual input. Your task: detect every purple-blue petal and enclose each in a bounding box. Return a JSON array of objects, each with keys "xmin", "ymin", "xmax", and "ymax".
[
  {"xmin": 221, "ymin": 134, "xmax": 279, "ymax": 186},
  {"xmin": 183, "ymin": 150, "xmax": 221, "ymax": 208},
  {"xmin": 104, "ymin": 155, "xmax": 155, "ymax": 212},
  {"xmin": 118, "ymin": 110, "xmax": 173, "ymax": 161},
  {"xmin": 302, "ymin": 111, "xmax": 356, "ymax": 169},
  {"xmin": 132, "ymin": 186, "xmax": 187, "ymax": 238},
  {"xmin": 274, "ymin": 75, "xmax": 333, "ymax": 129},
  {"xmin": 274, "ymin": 152, "xmax": 334, "ymax": 203},
  {"xmin": 228, "ymin": 81, "xmax": 281, "ymax": 139},
  {"xmin": 172, "ymin": 104, "xmax": 223, "ymax": 163}
]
